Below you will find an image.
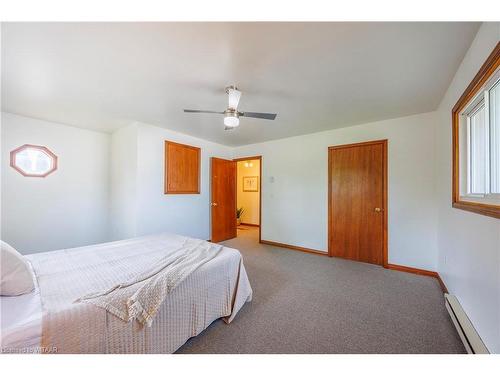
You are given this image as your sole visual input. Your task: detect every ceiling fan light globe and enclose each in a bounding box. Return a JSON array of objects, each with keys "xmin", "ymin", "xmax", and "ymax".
[{"xmin": 224, "ymin": 116, "xmax": 239, "ymax": 128}]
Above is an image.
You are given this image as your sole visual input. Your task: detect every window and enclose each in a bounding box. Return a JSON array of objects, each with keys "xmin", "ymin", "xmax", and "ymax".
[
  {"xmin": 10, "ymin": 144, "xmax": 58, "ymax": 177},
  {"xmin": 453, "ymin": 43, "xmax": 500, "ymax": 218}
]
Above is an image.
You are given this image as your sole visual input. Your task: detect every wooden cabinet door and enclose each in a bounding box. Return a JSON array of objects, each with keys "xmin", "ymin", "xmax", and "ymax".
[
  {"xmin": 328, "ymin": 140, "xmax": 387, "ymax": 265},
  {"xmin": 211, "ymin": 157, "xmax": 237, "ymax": 243},
  {"xmin": 164, "ymin": 141, "xmax": 200, "ymax": 194}
]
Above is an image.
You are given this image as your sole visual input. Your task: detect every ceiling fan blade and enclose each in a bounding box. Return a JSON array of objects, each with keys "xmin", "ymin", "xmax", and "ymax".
[
  {"xmin": 183, "ymin": 109, "xmax": 224, "ymax": 114},
  {"xmin": 240, "ymin": 112, "xmax": 277, "ymax": 120},
  {"xmin": 227, "ymin": 88, "xmax": 241, "ymax": 109}
]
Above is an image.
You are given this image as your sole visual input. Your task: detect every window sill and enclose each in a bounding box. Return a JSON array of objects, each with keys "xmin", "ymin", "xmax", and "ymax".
[{"xmin": 453, "ymin": 200, "xmax": 500, "ymax": 219}]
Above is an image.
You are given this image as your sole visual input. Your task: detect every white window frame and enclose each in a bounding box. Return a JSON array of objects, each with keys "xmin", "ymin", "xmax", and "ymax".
[
  {"xmin": 489, "ymin": 79, "xmax": 500, "ymax": 194},
  {"xmin": 465, "ymin": 99, "xmax": 487, "ymax": 196}
]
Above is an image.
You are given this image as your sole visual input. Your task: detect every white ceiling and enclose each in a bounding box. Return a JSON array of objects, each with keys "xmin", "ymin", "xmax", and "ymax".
[{"xmin": 1, "ymin": 22, "xmax": 480, "ymax": 146}]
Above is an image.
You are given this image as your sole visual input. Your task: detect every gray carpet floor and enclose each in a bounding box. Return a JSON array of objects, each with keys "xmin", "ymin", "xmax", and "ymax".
[{"xmin": 177, "ymin": 227, "xmax": 465, "ymax": 354}]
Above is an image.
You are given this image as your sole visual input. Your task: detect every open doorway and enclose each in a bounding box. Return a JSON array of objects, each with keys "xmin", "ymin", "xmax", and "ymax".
[{"xmin": 234, "ymin": 156, "xmax": 261, "ymax": 243}]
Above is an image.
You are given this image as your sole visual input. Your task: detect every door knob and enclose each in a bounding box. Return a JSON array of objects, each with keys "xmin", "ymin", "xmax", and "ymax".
[
  {"xmin": 374, "ymin": 207, "xmax": 382, "ymax": 212},
  {"xmin": 211, "ymin": 202, "xmax": 218, "ymax": 207}
]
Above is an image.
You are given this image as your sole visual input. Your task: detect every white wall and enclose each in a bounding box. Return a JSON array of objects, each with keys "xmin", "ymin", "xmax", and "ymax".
[
  {"xmin": 233, "ymin": 112, "xmax": 438, "ymax": 270},
  {"xmin": 109, "ymin": 124, "xmax": 138, "ymax": 240},
  {"xmin": 110, "ymin": 122, "xmax": 233, "ymax": 241},
  {"xmin": 435, "ymin": 22, "xmax": 500, "ymax": 353},
  {"xmin": 237, "ymin": 159, "xmax": 260, "ymax": 225},
  {"xmin": 1, "ymin": 112, "xmax": 110, "ymax": 253}
]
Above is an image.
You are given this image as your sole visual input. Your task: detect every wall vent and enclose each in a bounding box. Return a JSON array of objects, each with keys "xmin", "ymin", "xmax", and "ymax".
[{"xmin": 444, "ymin": 293, "xmax": 489, "ymax": 354}]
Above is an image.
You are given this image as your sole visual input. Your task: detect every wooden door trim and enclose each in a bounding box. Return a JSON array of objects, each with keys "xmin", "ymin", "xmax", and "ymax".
[
  {"xmin": 328, "ymin": 139, "xmax": 388, "ymax": 267},
  {"xmin": 233, "ymin": 155, "xmax": 262, "ymax": 243}
]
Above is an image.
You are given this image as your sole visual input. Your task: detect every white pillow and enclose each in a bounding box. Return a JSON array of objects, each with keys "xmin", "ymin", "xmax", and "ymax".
[{"xmin": 1, "ymin": 240, "xmax": 35, "ymax": 296}]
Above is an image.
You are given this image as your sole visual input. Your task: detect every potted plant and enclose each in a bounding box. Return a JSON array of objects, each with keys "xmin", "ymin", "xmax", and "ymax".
[{"xmin": 236, "ymin": 207, "xmax": 244, "ymax": 226}]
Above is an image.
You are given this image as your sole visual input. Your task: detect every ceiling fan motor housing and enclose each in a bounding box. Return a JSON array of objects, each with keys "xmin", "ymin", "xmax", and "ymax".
[{"xmin": 225, "ymin": 86, "xmax": 241, "ymax": 111}]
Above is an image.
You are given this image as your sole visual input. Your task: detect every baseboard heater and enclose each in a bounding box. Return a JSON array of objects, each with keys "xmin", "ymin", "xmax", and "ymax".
[{"xmin": 444, "ymin": 293, "xmax": 489, "ymax": 354}]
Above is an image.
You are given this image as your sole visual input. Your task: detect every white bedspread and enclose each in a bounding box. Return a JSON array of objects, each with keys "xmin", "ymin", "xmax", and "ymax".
[
  {"xmin": 0, "ymin": 271, "xmax": 42, "ymax": 353},
  {"xmin": 4, "ymin": 233, "xmax": 252, "ymax": 354}
]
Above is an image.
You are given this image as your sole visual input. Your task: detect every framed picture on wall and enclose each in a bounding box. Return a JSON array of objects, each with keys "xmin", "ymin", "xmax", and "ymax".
[{"xmin": 243, "ymin": 176, "xmax": 259, "ymax": 192}]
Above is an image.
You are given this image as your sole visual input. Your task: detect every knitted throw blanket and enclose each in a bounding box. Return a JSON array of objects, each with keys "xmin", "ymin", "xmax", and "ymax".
[{"xmin": 76, "ymin": 238, "xmax": 222, "ymax": 326}]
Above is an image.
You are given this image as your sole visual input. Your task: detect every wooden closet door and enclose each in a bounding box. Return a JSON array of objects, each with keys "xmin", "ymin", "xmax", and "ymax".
[
  {"xmin": 328, "ymin": 140, "xmax": 387, "ymax": 265},
  {"xmin": 211, "ymin": 157, "xmax": 237, "ymax": 243}
]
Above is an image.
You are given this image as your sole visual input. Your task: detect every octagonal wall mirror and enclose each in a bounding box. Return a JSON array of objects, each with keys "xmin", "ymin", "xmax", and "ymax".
[{"xmin": 10, "ymin": 144, "xmax": 58, "ymax": 177}]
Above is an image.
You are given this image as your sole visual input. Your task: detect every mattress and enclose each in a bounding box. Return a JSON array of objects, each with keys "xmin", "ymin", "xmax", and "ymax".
[{"xmin": 0, "ymin": 233, "xmax": 252, "ymax": 353}]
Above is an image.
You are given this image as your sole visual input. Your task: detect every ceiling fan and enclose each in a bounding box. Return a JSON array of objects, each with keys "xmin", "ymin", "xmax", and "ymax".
[{"xmin": 184, "ymin": 86, "xmax": 277, "ymax": 130}]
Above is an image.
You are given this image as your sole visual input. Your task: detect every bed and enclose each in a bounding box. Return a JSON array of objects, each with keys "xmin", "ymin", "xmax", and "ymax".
[{"xmin": 0, "ymin": 233, "xmax": 252, "ymax": 354}]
